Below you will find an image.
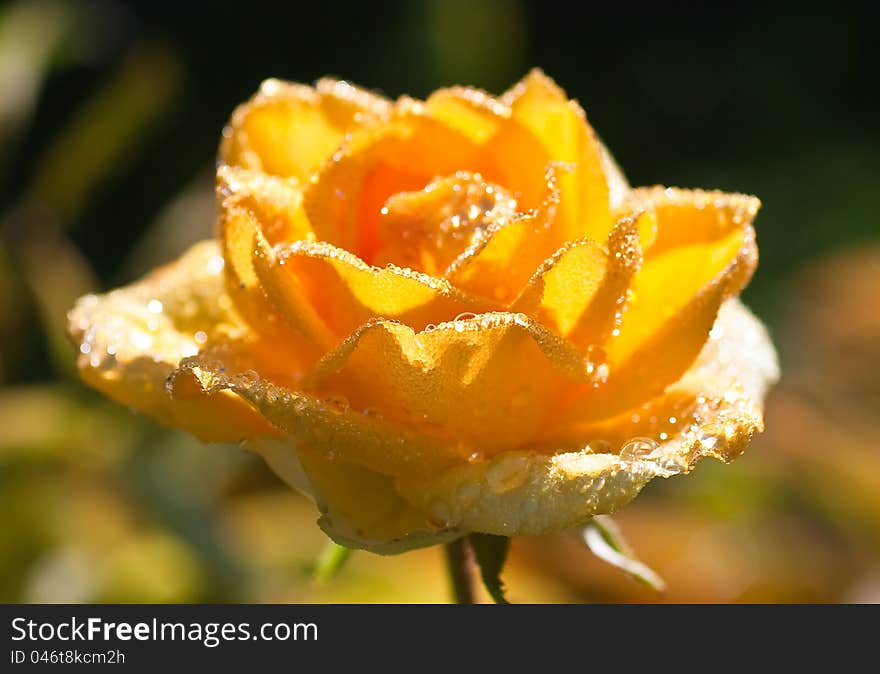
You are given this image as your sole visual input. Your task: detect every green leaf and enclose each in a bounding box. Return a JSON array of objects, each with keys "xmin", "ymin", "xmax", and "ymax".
[
  {"xmin": 312, "ymin": 540, "xmax": 353, "ymax": 585},
  {"xmin": 467, "ymin": 533, "xmax": 510, "ymax": 604},
  {"xmin": 583, "ymin": 515, "xmax": 666, "ymax": 593}
]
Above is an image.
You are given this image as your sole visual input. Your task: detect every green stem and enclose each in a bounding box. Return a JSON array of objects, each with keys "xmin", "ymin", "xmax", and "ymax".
[
  {"xmin": 313, "ymin": 541, "xmax": 352, "ymax": 585},
  {"xmin": 444, "ymin": 538, "xmax": 477, "ymax": 604}
]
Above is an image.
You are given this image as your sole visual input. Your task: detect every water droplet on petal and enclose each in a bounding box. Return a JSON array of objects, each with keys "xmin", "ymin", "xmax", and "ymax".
[{"xmin": 619, "ymin": 436, "xmax": 660, "ymax": 461}]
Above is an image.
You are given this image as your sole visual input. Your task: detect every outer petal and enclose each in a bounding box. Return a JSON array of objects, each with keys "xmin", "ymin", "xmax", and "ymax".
[
  {"xmin": 171, "ymin": 356, "xmax": 470, "ymax": 552},
  {"xmin": 630, "ymin": 186, "xmax": 760, "ymax": 259},
  {"xmin": 168, "ymin": 355, "xmax": 473, "ymax": 480},
  {"xmin": 249, "ymin": 437, "xmax": 459, "ymax": 553},
  {"xmin": 395, "ymin": 299, "xmax": 779, "ymax": 536},
  {"xmin": 220, "ymin": 77, "xmax": 390, "ymax": 180},
  {"xmin": 215, "ymin": 165, "xmax": 321, "ymax": 361},
  {"xmin": 251, "ymin": 235, "xmax": 498, "ymax": 346},
  {"xmin": 562, "ymin": 189, "xmax": 760, "ymax": 420},
  {"xmin": 67, "ymin": 241, "xmax": 278, "ymax": 442},
  {"xmin": 502, "ymin": 69, "xmax": 611, "ymax": 243},
  {"xmin": 303, "ymin": 313, "xmax": 600, "ymax": 453}
]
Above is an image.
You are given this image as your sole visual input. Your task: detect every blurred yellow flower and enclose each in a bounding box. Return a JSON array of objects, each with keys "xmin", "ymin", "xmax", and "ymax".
[{"xmin": 68, "ymin": 71, "xmax": 777, "ymax": 553}]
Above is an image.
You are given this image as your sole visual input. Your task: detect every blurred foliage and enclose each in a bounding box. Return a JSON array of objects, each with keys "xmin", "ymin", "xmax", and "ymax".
[{"xmin": 0, "ymin": 0, "xmax": 878, "ymax": 603}]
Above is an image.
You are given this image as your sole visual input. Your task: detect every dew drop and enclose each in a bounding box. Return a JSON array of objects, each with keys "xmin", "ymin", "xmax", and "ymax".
[
  {"xmin": 147, "ymin": 299, "xmax": 163, "ymax": 315},
  {"xmin": 699, "ymin": 432, "xmax": 719, "ymax": 451},
  {"xmin": 619, "ymin": 436, "xmax": 660, "ymax": 461},
  {"xmin": 131, "ymin": 331, "xmax": 152, "ymax": 350}
]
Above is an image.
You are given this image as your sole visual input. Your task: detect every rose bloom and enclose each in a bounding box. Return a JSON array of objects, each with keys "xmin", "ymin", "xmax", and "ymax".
[{"xmin": 68, "ymin": 71, "xmax": 778, "ymax": 553}]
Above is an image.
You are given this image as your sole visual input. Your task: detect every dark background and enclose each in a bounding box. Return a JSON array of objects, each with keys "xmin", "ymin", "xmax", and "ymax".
[{"xmin": 1, "ymin": 0, "xmax": 879, "ymax": 603}]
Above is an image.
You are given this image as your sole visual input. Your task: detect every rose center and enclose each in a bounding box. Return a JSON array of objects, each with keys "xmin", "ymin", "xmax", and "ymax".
[{"xmin": 372, "ymin": 171, "xmax": 518, "ymax": 275}]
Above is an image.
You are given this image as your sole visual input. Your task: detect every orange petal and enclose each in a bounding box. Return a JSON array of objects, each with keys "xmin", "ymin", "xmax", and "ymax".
[
  {"xmin": 169, "ymin": 354, "xmax": 473, "ymax": 480},
  {"xmin": 303, "ymin": 314, "xmax": 596, "ymax": 454},
  {"xmin": 303, "ymin": 107, "xmax": 492, "ymax": 261},
  {"xmin": 216, "ymin": 165, "xmax": 321, "ymax": 359},
  {"xmin": 425, "ymin": 86, "xmax": 551, "ymax": 210},
  {"xmin": 395, "ymin": 299, "xmax": 778, "ymax": 536},
  {"xmin": 561, "ymin": 191, "xmax": 759, "ymax": 420},
  {"xmin": 67, "ymin": 241, "xmax": 279, "ymax": 443},
  {"xmin": 250, "ymin": 437, "xmax": 458, "ymax": 552},
  {"xmin": 502, "ymin": 69, "xmax": 611, "ymax": 242},
  {"xmin": 631, "ymin": 187, "xmax": 761, "ymax": 259},
  {"xmin": 252, "ymin": 235, "xmax": 497, "ymax": 345},
  {"xmin": 220, "ymin": 78, "xmax": 390, "ymax": 180},
  {"xmin": 372, "ymin": 172, "xmax": 519, "ymax": 276},
  {"xmin": 511, "ymin": 214, "xmax": 642, "ymax": 346},
  {"xmin": 609, "ymin": 189, "xmax": 761, "ymax": 364},
  {"xmin": 444, "ymin": 164, "xmax": 565, "ymax": 303}
]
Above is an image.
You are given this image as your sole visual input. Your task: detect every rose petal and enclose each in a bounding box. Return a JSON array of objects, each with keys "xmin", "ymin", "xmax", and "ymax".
[
  {"xmin": 395, "ymin": 299, "xmax": 778, "ymax": 536},
  {"xmin": 303, "ymin": 108, "xmax": 491, "ymax": 262},
  {"xmin": 511, "ymin": 214, "xmax": 642, "ymax": 346},
  {"xmin": 630, "ymin": 186, "xmax": 761, "ymax": 259},
  {"xmin": 561, "ymin": 190, "xmax": 759, "ymax": 420},
  {"xmin": 502, "ymin": 69, "xmax": 611, "ymax": 243},
  {"xmin": 67, "ymin": 241, "xmax": 278, "ymax": 442},
  {"xmin": 303, "ymin": 313, "xmax": 597, "ymax": 453},
  {"xmin": 169, "ymin": 355, "xmax": 473, "ymax": 480},
  {"xmin": 220, "ymin": 77, "xmax": 389, "ymax": 180},
  {"xmin": 249, "ymin": 437, "xmax": 458, "ymax": 553},
  {"xmin": 216, "ymin": 165, "xmax": 322, "ymax": 358},
  {"xmin": 425, "ymin": 86, "xmax": 551, "ymax": 209},
  {"xmin": 372, "ymin": 172, "xmax": 519, "ymax": 276},
  {"xmin": 444, "ymin": 163, "xmax": 564, "ymax": 303},
  {"xmin": 252, "ymin": 235, "xmax": 498, "ymax": 344}
]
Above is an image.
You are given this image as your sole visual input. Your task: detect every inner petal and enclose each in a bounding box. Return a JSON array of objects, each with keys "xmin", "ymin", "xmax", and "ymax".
[{"xmin": 372, "ymin": 172, "xmax": 518, "ymax": 275}]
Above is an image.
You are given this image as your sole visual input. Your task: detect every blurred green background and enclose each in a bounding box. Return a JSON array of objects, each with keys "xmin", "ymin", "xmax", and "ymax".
[{"xmin": 1, "ymin": 0, "xmax": 878, "ymax": 602}]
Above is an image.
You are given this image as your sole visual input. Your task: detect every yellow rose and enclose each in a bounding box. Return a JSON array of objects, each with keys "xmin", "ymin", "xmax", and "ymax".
[{"xmin": 68, "ymin": 71, "xmax": 778, "ymax": 553}]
